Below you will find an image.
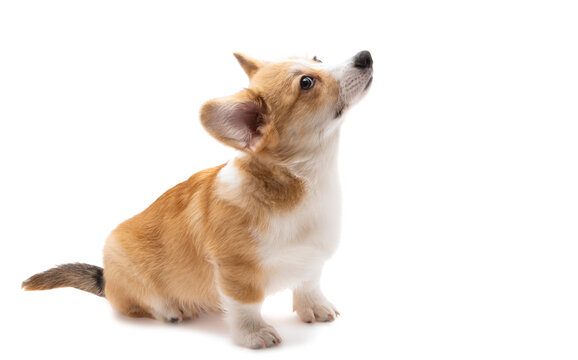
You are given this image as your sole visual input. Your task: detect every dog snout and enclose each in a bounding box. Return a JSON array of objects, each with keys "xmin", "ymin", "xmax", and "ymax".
[{"xmin": 353, "ymin": 51, "xmax": 373, "ymax": 69}]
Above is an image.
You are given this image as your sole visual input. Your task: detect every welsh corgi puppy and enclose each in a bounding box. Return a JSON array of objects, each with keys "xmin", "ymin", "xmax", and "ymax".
[{"xmin": 22, "ymin": 51, "xmax": 373, "ymax": 349}]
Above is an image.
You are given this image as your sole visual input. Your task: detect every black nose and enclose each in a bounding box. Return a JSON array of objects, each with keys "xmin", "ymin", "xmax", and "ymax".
[{"xmin": 354, "ymin": 50, "xmax": 373, "ymax": 69}]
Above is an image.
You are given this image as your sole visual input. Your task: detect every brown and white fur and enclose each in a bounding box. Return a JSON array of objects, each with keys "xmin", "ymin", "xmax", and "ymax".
[{"xmin": 22, "ymin": 51, "xmax": 373, "ymax": 349}]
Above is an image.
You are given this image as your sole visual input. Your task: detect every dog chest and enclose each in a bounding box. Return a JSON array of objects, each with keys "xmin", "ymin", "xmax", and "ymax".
[{"xmin": 256, "ymin": 182, "xmax": 341, "ymax": 293}]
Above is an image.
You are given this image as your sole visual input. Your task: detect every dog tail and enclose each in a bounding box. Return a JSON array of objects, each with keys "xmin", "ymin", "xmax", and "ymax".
[{"xmin": 22, "ymin": 263, "xmax": 105, "ymax": 297}]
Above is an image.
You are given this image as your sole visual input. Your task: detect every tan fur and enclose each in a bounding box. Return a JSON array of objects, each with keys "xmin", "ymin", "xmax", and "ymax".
[
  {"xmin": 233, "ymin": 53, "xmax": 263, "ymax": 78},
  {"xmin": 103, "ymin": 164, "xmax": 252, "ymax": 317}
]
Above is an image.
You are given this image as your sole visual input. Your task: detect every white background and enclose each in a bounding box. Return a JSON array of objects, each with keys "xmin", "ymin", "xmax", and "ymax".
[{"xmin": 1, "ymin": 1, "xmax": 577, "ymax": 359}]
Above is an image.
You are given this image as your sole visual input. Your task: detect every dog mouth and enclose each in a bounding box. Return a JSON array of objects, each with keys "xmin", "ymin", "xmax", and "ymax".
[
  {"xmin": 335, "ymin": 76, "xmax": 373, "ymax": 118},
  {"xmin": 335, "ymin": 105, "xmax": 345, "ymax": 118},
  {"xmin": 364, "ymin": 76, "xmax": 373, "ymax": 91}
]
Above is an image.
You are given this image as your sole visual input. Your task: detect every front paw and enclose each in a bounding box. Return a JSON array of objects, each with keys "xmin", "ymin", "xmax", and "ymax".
[
  {"xmin": 235, "ymin": 323, "xmax": 282, "ymax": 349},
  {"xmin": 293, "ymin": 294, "xmax": 339, "ymax": 323}
]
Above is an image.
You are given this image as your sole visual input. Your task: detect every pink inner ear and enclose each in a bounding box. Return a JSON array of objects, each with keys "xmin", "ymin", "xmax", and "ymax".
[
  {"xmin": 237, "ymin": 102, "xmax": 262, "ymax": 138},
  {"xmin": 201, "ymin": 91, "xmax": 266, "ymax": 151},
  {"xmin": 221, "ymin": 100, "xmax": 264, "ymax": 149}
]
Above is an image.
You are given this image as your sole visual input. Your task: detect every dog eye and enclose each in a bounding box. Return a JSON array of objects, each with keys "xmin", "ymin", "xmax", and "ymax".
[
  {"xmin": 313, "ymin": 56, "xmax": 322, "ymax": 63},
  {"xmin": 300, "ymin": 76, "xmax": 315, "ymax": 90}
]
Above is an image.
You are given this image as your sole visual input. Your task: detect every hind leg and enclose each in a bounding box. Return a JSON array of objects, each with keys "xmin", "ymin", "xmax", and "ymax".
[
  {"xmin": 104, "ymin": 267, "xmax": 184, "ymax": 323},
  {"xmin": 103, "ymin": 272, "xmax": 153, "ymax": 319},
  {"xmin": 101, "ymin": 259, "xmax": 158, "ymax": 319},
  {"xmin": 110, "ymin": 290, "xmax": 183, "ymax": 323}
]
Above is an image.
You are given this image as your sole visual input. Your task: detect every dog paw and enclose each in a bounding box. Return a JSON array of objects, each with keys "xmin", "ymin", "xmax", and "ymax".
[
  {"xmin": 294, "ymin": 302, "xmax": 339, "ymax": 323},
  {"xmin": 151, "ymin": 302, "xmax": 184, "ymax": 324},
  {"xmin": 235, "ymin": 324, "xmax": 282, "ymax": 349},
  {"xmin": 168, "ymin": 313, "xmax": 183, "ymax": 323},
  {"xmin": 293, "ymin": 291, "xmax": 339, "ymax": 324}
]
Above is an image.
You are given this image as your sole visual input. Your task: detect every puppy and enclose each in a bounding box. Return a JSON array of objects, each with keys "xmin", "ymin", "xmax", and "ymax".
[{"xmin": 22, "ymin": 51, "xmax": 373, "ymax": 349}]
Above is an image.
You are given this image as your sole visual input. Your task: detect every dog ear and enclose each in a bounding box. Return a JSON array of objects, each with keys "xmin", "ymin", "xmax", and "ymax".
[
  {"xmin": 233, "ymin": 53, "xmax": 263, "ymax": 79},
  {"xmin": 200, "ymin": 89, "xmax": 267, "ymax": 151}
]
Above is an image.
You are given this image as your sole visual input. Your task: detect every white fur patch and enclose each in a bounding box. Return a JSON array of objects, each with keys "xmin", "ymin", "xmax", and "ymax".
[{"xmin": 214, "ymin": 155, "xmax": 244, "ymax": 203}]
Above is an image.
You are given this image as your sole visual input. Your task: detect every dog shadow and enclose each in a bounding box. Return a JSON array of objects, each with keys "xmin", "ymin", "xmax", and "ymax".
[{"xmin": 113, "ymin": 310, "xmax": 321, "ymax": 347}]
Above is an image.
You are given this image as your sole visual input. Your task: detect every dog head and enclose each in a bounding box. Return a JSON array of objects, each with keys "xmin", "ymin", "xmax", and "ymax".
[{"xmin": 200, "ymin": 51, "xmax": 373, "ymax": 160}]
